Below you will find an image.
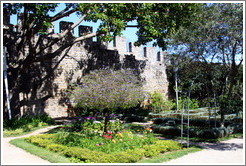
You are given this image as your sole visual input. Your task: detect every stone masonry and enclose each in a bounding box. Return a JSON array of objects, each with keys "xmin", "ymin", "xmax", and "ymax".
[{"xmin": 3, "ymin": 12, "xmax": 169, "ymax": 118}]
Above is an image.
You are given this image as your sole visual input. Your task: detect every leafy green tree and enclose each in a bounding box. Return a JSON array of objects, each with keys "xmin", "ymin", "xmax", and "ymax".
[
  {"xmin": 167, "ymin": 3, "xmax": 243, "ymax": 126},
  {"xmin": 3, "ymin": 3, "xmax": 199, "ymax": 117},
  {"xmin": 168, "ymin": 3, "xmax": 243, "ymax": 98}
]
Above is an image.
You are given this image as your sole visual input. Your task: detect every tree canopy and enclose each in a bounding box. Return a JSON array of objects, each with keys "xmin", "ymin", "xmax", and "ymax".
[{"xmin": 167, "ymin": 3, "xmax": 243, "ymax": 98}]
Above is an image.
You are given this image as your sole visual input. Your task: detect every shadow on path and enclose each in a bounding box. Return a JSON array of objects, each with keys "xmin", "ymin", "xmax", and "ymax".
[{"xmin": 157, "ymin": 136, "xmax": 243, "ymax": 152}]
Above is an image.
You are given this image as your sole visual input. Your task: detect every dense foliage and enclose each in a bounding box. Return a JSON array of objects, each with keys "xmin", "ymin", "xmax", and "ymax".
[
  {"xmin": 3, "ymin": 114, "xmax": 55, "ymax": 137},
  {"xmin": 166, "ymin": 3, "xmax": 243, "ymax": 126},
  {"xmin": 147, "ymin": 91, "xmax": 172, "ymax": 113}
]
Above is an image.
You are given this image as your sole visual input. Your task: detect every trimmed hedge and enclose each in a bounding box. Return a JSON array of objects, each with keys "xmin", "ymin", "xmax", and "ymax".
[
  {"xmin": 152, "ymin": 123, "xmax": 242, "ymax": 139},
  {"xmin": 24, "ymin": 134, "xmax": 181, "ymax": 163},
  {"xmin": 153, "ymin": 117, "xmax": 234, "ymax": 128}
]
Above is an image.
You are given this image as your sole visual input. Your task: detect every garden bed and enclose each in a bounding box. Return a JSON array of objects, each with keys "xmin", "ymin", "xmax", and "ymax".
[{"xmin": 24, "ymin": 131, "xmax": 181, "ymax": 163}]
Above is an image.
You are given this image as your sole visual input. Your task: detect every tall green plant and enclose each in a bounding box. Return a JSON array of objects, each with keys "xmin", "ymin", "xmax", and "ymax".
[
  {"xmin": 148, "ymin": 91, "xmax": 171, "ymax": 113},
  {"xmin": 68, "ymin": 67, "xmax": 145, "ymax": 132},
  {"xmin": 171, "ymin": 97, "xmax": 199, "ymax": 111}
]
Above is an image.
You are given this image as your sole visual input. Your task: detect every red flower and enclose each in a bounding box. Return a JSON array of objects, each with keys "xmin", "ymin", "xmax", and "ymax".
[
  {"xmin": 128, "ymin": 139, "xmax": 130, "ymax": 141},
  {"xmin": 61, "ymin": 126, "xmax": 63, "ymax": 128},
  {"xmin": 103, "ymin": 135, "xmax": 107, "ymax": 138},
  {"xmin": 108, "ymin": 135, "xmax": 112, "ymax": 139},
  {"xmin": 108, "ymin": 131, "xmax": 112, "ymax": 135}
]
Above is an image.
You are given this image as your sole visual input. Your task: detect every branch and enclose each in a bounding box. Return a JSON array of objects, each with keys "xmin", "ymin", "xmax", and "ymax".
[
  {"xmin": 73, "ymin": 32, "xmax": 98, "ymax": 43},
  {"xmin": 50, "ymin": 4, "xmax": 73, "ymax": 21},
  {"xmin": 50, "ymin": 7, "xmax": 78, "ymax": 22},
  {"xmin": 49, "ymin": 10, "xmax": 89, "ymax": 39},
  {"xmin": 125, "ymin": 25, "xmax": 139, "ymax": 28}
]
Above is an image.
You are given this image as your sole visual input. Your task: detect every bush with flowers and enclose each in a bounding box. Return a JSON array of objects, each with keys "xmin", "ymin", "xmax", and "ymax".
[
  {"xmin": 67, "ymin": 67, "xmax": 146, "ymax": 132},
  {"xmin": 61, "ymin": 113, "xmax": 124, "ymax": 135},
  {"xmin": 53, "ymin": 126, "xmax": 156, "ymax": 154}
]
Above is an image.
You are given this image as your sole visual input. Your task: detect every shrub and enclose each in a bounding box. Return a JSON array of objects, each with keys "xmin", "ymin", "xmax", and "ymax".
[
  {"xmin": 71, "ymin": 114, "xmax": 124, "ymax": 134},
  {"xmin": 227, "ymin": 123, "xmax": 243, "ymax": 134},
  {"xmin": 152, "ymin": 125, "xmax": 180, "ymax": 136},
  {"xmin": 3, "ymin": 114, "xmax": 55, "ymax": 137},
  {"xmin": 148, "ymin": 91, "xmax": 172, "ymax": 113},
  {"xmin": 171, "ymin": 97, "xmax": 199, "ymax": 110}
]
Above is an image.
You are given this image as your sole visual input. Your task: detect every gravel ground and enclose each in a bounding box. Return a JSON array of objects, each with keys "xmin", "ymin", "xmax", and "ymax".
[{"xmin": 2, "ymin": 125, "xmax": 244, "ymax": 164}]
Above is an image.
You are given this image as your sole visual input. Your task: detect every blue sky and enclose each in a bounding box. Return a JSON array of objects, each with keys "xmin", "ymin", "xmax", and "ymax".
[{"xmin": 10, "ymin": 3, "xmax": 162, "ymax": 52}]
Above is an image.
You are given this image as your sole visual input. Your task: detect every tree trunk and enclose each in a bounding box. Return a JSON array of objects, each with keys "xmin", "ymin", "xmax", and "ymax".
[
  {"xmin": 220, "ymin": 108, "xmax": 225, "ymax": 128},
  {"xmin": 103, "ymin": 108, "xmax": 109, "ymax": 133}
]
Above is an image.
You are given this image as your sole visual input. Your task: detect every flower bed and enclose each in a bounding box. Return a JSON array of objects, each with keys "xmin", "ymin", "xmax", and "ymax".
[{"xmin": 24, "ymin": 130, "xmax": 181, "ymax": 163}]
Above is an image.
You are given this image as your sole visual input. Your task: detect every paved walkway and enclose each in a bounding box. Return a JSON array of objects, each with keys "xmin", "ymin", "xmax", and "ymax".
[
  {"xmin": 163, "ymin": 137, "xmax": 244, "ymax": 164},
  {"xmin": 2, "ymin": 125, "xmax": 244, "ymax": 164},
  {"xmin": 2, "ymin": 125, "xmax": 60, "ymax": 164}
]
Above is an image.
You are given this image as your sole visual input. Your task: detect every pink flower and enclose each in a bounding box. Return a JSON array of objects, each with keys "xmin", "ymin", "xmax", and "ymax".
[
  {"xmin": 103, "ymin": 135, "xmax": 107, "ymax": 138},
  {"xmin": 101, "ymin": 143, "xmax": 104, "ymax": 145},
  {"xmin": 128, "ymin": 139, "xmax": 130, "ymax": 141},
  {"xmin": 117, "ymin": 132, "xmax": 120, "ymax": 134},
  {"xmin": 119, "ymin": 139, "xmax": 122, "ymax": 142},
  {"xmin": 108, "ymin": 135, "xmax": 112, "ymax": 139},
  {"xmin": 96, "ymin": 144, "xmax": 99, "ymax": 147}
]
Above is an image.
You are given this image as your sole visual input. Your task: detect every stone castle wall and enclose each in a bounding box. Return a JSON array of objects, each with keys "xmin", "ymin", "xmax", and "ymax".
[{"xmin": 3, "ymin": 12, "xmax": 169, "ymax": 118}]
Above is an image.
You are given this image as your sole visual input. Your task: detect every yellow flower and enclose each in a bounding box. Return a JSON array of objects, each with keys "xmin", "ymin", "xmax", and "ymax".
[
  {"xmin": 112, "ymin": 139, "xmax": 116, "ymax": 143},
  {"xmin": 137, "ymin": 129, "xmax": 140, "ymax": 132},
  {"xmin": 145, "ymin": 132, "xmax": 147, "ymax": 134},
  {"xmin": 119, "ymin": 133, "xmax": 123, "ymax": 138},
  {"xmin": 146, "ymin": 128, "xmax": 150, "ymax": 131}
]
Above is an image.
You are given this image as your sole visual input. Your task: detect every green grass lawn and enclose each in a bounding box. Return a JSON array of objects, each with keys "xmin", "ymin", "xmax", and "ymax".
[{"xmin": 3, "ymin": 125, "xmax": 49, "ymax": 137}]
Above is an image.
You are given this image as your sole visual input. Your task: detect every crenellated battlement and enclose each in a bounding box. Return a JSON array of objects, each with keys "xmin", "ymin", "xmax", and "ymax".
[{"xmin": 4, "ymin": 13, "xmax": 169, "ymax": 65}]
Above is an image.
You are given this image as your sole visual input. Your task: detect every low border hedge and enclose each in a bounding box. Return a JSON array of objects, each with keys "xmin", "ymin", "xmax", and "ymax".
[{"xmin": 25, "ymin": 134, "xmax": 181, "ymax": 163}]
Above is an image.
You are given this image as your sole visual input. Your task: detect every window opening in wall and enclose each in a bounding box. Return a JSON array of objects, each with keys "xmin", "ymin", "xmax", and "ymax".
[
  {"xmin": 129, "ymin": 42, "xmax": 132, "ymax": 52},
  {"xmin": 157, "ymin": 51, "xmax": 161, "ymax": 61},
  {"xmin": 144, "ymin": 47, "xmax": 147, "ymax": 57},
  {"xmin": 113, "ymin": 36, "xmax": 116, "ymax": 47}
]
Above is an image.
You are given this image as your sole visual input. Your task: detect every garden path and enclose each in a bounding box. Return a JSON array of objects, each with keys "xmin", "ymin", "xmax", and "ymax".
[
  {"xmin": 2, "ymin": 125, "xmax": 61, "ymax": 164},
  {"xmin": 162, "ymin": 137, "xmax": 244, "ymax": 164}
]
